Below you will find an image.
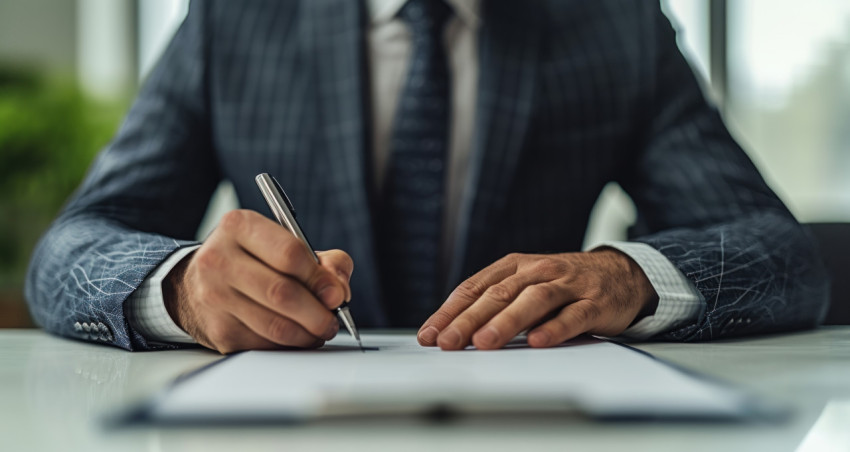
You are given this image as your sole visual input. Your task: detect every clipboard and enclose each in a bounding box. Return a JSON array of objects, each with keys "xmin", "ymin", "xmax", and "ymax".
[{"xmin": 114, "ymin": 334, "xmax": 786, "ymax": 425}]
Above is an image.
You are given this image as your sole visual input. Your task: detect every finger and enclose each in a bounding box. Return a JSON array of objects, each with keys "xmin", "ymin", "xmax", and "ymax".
[
  {"xmin": 527, "ymin": 299, "xmax": 601, "ymax": 348},
  {"xmin": 219, "ymin": 210, "xmax": 347, "ymax": 309},
  {"xmin": 221, "ymin": 210, "xmax": 315, "ymax": 278},
  {"xmin": 435, "ymin": 271, "xmax": 556, "ymax": 350},
  {"xmin": 227, "ymin": 289, "xmax": 333, "ymax": 348},
  {"xmin": 317, "ymin": 249, "xmax": 354, "ymax": 302},
  {"xmin": 418, "ymin": 256, "xmax": 519, "ymax": 346},
  {"xmin": 227, "ymin": 251, "xmax": 338, "ymax": 338},
  {"xmin": 472, "ymin": 281, "xmax": 575, "ymax": 350},
  {"xmin": 203, "ymin": 315, "xmax": 299, "ymax": 354}
]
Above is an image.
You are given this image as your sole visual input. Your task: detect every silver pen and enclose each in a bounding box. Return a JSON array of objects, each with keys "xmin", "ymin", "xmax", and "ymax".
[{"xmin": 255, "ymin": 173, "xmax": 363, "ymax": 350}]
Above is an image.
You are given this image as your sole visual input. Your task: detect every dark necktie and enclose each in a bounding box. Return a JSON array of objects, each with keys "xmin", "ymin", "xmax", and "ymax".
[{"xmin": 380, "ymin": 0, "xmax": 453, "ymax": 326}]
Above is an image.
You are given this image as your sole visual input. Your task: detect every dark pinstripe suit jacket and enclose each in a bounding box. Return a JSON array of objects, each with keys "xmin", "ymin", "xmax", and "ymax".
[{"xmin": 26, "ymin": 0, "xmax": 830, "ymax": 350}]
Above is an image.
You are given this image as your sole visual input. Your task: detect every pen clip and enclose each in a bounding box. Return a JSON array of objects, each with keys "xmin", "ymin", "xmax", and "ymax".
[
  {"xmin": 270, "ymin": 176, "xmax": 296, "ymax": 217},
  {"xmin": 255, "ymin": 173, "xmax": 318, "ymax": 263}
]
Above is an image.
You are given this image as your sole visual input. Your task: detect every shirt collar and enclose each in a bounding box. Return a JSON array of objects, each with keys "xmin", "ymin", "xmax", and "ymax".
[{"xmin": 366, "ymin": 0, "xmax": 481, "ymax": 29}]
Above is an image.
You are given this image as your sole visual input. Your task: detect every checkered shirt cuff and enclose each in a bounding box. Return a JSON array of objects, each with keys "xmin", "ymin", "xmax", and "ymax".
[
  {"xmin": 126, "ymin": 245, "xmax": 201, "ymax": 344},
  {"xmin": 594, "ymin": 241, "xmax": 705, "ymax": 340}
]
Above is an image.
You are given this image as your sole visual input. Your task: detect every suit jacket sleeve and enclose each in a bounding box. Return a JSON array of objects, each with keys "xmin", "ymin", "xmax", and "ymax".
[
  {"xmin": 25, "ymin": 2, "xmax": 218, "ymax": 351},
  {"xmin": 618, "ymin": 5, "xmax": 830, "ymax": 341}
]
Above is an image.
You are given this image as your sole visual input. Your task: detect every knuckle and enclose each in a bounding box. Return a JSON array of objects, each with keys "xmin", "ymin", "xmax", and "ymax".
[
  {"xmin": 527, "ymin": 284, "xmax": 557, "ymax": 302},
  {"xmin": 584, "ymin": 283, "xmax": 604, "ymax": 301},
  {"xmin": 278, "ymin": 239, "xmax": 307, "ymax": 269},
  {"xmin": 219, "ymin": 209, "xmax": 249, "ymax": 234},
  {"xmin": 531, "ymin": 258, "xmax": 568, "ymax": 276},
  {"xmin": 341, "ymin": 252, "xmax": 354, "ymax": 275},
  {"xmin": 504, "ymin": 252, "xmax": 522, "ymax": 261},
  {"xmin": 194, "ymin": 247, "xmax": 226, "ymax": 272},
  {"xmin": 266, "ymin": 278, "xmax": 297, "ymax": 309},
  {"xmin": 266, "ymin": 316, "xmax": 296, "ymax": 344},
  {"xmin": 430, "ymin": 309, "xmax": 456, "ymax": 329},
  {"xmin": 454, "ymin": 278, "xmax": 485, "ymax": 301},
  {"xmin": 572, "ymin": 303, "xmax": 601, "ymax": 326},
  {"xmin": 483, "ymin": 284, "xmax": 514, "ymax": 305},
  {"xmin": 311, "ymin": 273, "xmax": 337, "ymax": 293}
]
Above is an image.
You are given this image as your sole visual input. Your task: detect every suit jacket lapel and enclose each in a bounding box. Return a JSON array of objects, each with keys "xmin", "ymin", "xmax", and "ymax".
[
  {"xmin": 305, "ymin": 0, "xmax": 387, "ymax": 325},
  {"xmin": 448, "ymin": 0, "xmax": 543, "ymax": 286}
]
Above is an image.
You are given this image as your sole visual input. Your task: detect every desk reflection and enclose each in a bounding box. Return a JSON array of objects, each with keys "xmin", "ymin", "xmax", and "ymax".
[
  {"xmin": 796, "ymin": 399, "xmax": 850, "ymax": 451},
  {"xmin": 19, "ymin": 334, "xmax": 215, "ymax": 450}
]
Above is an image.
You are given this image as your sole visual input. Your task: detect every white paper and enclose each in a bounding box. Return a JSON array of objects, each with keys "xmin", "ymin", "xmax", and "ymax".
[{"xmin": 149, "ymin": 334, "xmax": 751, "ymax": 422}]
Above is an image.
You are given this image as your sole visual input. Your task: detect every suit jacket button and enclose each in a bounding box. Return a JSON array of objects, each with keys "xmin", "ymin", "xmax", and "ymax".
[
  {"xmin": 97, "ymin": 323, "xmax": 112, "ymax": 340},
  {"xmin": 82, "ymin": 322, "xmax": 91, "ymax": 333},
  {"xmin": 74, "ymin": 322, "xmax": 83, "ymax": 332}
]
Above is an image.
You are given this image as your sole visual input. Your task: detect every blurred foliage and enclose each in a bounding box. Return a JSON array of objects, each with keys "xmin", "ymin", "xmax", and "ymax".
[{"xmin": 0, "ymin": 65, "xmax": 129, "ymax": 290}]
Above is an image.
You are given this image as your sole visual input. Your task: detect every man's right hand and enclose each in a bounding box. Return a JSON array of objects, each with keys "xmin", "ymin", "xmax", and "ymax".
[{"xmin": 163, "ymin": 209, "xmax": 353, "ymax": 354}]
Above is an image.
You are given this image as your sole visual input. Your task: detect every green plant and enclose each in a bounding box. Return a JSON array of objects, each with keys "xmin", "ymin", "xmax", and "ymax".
[{"xmin": 0, "ymin": 65, "xmax": 129, "ymax": 290}]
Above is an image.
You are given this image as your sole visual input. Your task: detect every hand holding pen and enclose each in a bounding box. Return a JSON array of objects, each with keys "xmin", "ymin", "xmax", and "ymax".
[
  {"xmin": 160, "ymin": 190, "xmax": 355, "ymax": 354},
  {"xmin": 255, "ymin": 173, "xmax": 363, "ymax": 349}
]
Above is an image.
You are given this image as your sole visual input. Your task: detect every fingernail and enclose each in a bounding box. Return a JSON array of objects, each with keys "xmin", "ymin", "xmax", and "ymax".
[
  {"xmin": 476, "ymin": 326, "xmax": 500, "ymax": 349},
  {"xmin": 529, "ymin": 330, "xmax": 551, "ymax": 347},
  {"xmin": 317, "ymin": 284, "xmax": 342, "ymax": 306},
  {"xmin": 438, "ymin": 328, "xmax": 462, "ymax": 350},
  {"xmin": 418, "ymin": 326, "xmax": 439, "ymax": 345},
  {"xmin": 323, "ymin": 321, "xmax": 339, "ymax": 340}
]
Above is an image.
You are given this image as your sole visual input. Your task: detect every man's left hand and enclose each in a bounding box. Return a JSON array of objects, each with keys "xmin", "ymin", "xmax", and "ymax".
[{"xmin": 417, "ymin": 249, "xmax": 659, "ymax": 350}]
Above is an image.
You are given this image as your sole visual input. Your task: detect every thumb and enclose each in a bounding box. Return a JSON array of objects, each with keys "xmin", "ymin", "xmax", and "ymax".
[{"xmin": 317, "ymin": 249, "xmax": 354, "ymax": 301}]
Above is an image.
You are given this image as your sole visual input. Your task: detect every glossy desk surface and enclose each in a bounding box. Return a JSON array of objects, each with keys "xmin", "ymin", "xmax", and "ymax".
[{"xmin": 2, "ymin": 328, "xmax": 848, "ymax": 452}]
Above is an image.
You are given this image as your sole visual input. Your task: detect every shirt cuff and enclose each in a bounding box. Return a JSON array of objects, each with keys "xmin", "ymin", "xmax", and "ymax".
[
  {"xmin": 126, "ymin": 245, "xmax": 201, "ymax": 344},
  {"xmin": 593, "ymin": 241, "xmax": 705, "ymax": 340}
]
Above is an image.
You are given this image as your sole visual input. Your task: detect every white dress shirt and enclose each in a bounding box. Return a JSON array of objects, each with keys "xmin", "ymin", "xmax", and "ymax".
[{"xmin": 127, "ymin": 0, "xmax": 704, "ymax": 345}]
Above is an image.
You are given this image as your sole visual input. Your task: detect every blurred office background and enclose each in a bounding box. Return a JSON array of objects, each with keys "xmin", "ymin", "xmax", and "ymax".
[{"xmin": 0, "ymin": 0, "xmax": 848, "ymax": 327}]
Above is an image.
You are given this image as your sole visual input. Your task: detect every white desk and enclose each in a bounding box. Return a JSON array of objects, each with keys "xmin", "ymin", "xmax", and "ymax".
[{"xmin": 2, "ymin": 328, "xmax": 849, "ymax": 452}]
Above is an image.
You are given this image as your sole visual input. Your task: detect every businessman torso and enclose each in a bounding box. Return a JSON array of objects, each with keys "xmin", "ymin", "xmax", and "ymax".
[
  {"xmin": 26, "ymin": 0, "xmax": 827, "ymax": 350},
  {"xmin": 205, "ymin": 0, "xmax": 650, "ymax": 321}
]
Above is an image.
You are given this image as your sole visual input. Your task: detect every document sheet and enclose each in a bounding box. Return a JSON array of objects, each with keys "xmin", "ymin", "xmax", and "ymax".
[{"xmin": 143, "ymin": 334, "xmax": 757, "ymax": 422}]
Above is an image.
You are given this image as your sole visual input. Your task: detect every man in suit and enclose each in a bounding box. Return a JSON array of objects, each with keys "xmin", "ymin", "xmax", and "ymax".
[{"xmin": 26, "ymin": 0, "xmax": 829, "ymax": 353}]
